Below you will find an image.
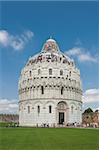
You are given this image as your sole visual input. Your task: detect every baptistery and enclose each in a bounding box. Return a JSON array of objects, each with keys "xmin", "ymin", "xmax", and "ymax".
[{"xmin": 18, "ymin": 38, "xmax": 82, "ymax": 127}]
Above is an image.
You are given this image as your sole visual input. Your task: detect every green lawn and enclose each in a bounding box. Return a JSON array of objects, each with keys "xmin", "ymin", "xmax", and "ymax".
[{"xmin": 0, "ymin": 127, "xmax": 99, "ymax": 150}]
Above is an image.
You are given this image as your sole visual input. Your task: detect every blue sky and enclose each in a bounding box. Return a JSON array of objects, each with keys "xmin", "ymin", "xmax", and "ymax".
[{"xmin": 0, "ymin": 1, "xmax": 99, "ymax": 113}]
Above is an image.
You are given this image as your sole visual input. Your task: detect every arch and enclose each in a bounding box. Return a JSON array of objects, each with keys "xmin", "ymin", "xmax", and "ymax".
[
  {"xmin": 57, "ymin": 101, "xmax": 67, "ymax": 110},
  {"xmin": 60, "ymin": 69, "xmax": 63, "ymax": 75},
  {"xmin": 78, "ymin": 102, "xmax": 82, "ymax": 111},
  {"xmin": 25, "ymin": 101, "xmax": 32, "ymax": 105},
  {"xmin": 29, "ymin": 70, "xmax": 32, "ymax": 77},
  {"xmin": 57, "ymin": 101, "xmax": 67, "ymax": 105},
  {"xmin": 57, "ymin": 101, "xmax": 68, "ymax": 125},
  {"xmin": 19, "ymin": 103, "xmax": 24, "ymax": 111},
  {"xmin": 70, "ymin": 101, "xmax": 76, "ymax": 106},
  {"xmin": 69, "ymin": 102, "xmax": 78, "ymax": 122},
  {"xmin": 70, "ymin": 103, "xmax": 77, "ymax": 111},
  {"xmin": 41, "ymin": 86, "xmax": 44, "ymax": 94},
  {"xmin": 44, "ymin": 101, "xmax": 55, "ymax": 110},
  {"xmin": 34, "ymin": 101, "xmax": 43, "ymax": 115},
  {"xmin": 34, "ymin": 101, "xmax": 43, "ymax": 105},
  {"xmin": 28, "ymin": 106, "xmax": 30, "ymax": 114},
  {"xmin": 38, "ymin": 69, "xmax": 41, "ymax": 75},
  {"xmin": 49, "ymin": 105, "xmax": 52, "ymax": 113},
  {"xmin": 61, "ymin": 86, "xmax": 64, "ymax": 95},
  {"xmin": 44, "ymin": 100, "xmax": 55, "ymax": 105},
  {"xmin": 44, "ymin": 101, "xmax": 55, "ymax": 115},
  {"xmin": 69, "ymin": 71, "xmax": 71, "ymax": 76},
  {"xmin": 49, "ymin": 68, "xmax": 52, "ymax": 75},
  {"xmin": 37, "ymin": 105, "xmax": 40, "ymax": 114}
]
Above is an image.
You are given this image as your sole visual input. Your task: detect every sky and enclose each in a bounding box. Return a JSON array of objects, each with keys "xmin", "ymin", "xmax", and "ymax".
[{"xmin": 0, "ymin": 1, "xmax": 99, "ymax": 113}]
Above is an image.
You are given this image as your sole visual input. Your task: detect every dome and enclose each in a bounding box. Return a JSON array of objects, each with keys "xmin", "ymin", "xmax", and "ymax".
[
  {"xmin": 42, "ymin": 38, "xmax": 60, "ymax": 52},
  {"xmin": 18, "ymin": 38, "xmax": 82, "ymax": 127},
  {"xmin": 27, "ymin": 38, "xmax": 73, "ymax": 66},
  {"xmin": 46, "ymin": 38, "xmax": 56, "ymax": 42}
]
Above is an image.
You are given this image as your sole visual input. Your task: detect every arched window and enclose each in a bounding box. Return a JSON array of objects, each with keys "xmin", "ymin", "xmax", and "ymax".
[
  {"xmin": 60, "ymin": 104, "xmax": 64, "ymax": 109},
  {"xmin": 28, "ymin": 106, "xmax": 30, "ymax": 114},
  {"xmin": 69, "ymin": 71, "xmax": 71, "ymax": 76},
  {"xmin": 41, "ymin": 86, "xmax": 44, "ymax": 94},
  {"xmin": 29, "ymin": 71, "xmax": 32, "ymax": 77},
  {"xmin": 60, "ymin": 70, "xmax": 63, "ymax": 75},
  {"xmin": 61, "ymin": 86, "xmax": 64, "ymax": 95},
  {"xmin": 49, "ymin": 105, "xmax": 52, "ymax": 113},
  {"xmin": 38, "ymin": 69, "xmax": 41, "ymax": 75},
  {"xmin": 38, "ymin": 105, "xmax": 40, "ymax": 113},
  {"xmin": 71, "ymin": 106, "xmax": 74, "ymax": 114},
  {"xmin": 49, "ymin": 68, "xmax": 52, "ymax": 75}
]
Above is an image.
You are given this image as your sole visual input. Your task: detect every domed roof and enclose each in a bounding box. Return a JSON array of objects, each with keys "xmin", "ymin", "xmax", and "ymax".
[
  {"xmin": 46, "ymin": 38, "xmax": 56, "ymax": 42},
  {"xmin": 42, "ymin": 38, "xmax": 60, "ymax": 52},
  {"xmin": 27, "ymin": 38, "xmax": 74, "ymax": 66}
]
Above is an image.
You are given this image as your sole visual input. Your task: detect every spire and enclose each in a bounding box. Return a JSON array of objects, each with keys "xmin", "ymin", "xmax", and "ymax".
[{"xmin": 49, "ymin": 35, "xmax": 52, "ymax": 39}]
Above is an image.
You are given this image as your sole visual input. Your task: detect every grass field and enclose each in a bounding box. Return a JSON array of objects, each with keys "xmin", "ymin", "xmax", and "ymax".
[{"xmin": 0, "ymin": 127, "xmax": 99, "ymax": 150}]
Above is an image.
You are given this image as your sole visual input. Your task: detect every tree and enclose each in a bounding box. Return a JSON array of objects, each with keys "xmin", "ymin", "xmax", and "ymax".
[
  {"xmin": 83, "ymin": 108, "xmax": 93, "ymax": 114},
  {"xmin": 95, "ymin": 109, "xmax": 99, "ymax": 113}
]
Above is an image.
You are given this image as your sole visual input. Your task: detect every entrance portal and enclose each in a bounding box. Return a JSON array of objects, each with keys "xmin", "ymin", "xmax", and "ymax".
[
  {"xmin": 57, "ymin": 101, "xmax": 67, "ymax": 125},
  {"xmin": 59, "ymin": 112, "xmax": 64, "ymax": 124}
]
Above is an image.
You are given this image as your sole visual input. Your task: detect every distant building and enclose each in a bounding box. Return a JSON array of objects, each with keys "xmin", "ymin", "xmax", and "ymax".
[
  {"xmin": 0, "ymin": 114, "xmax": 19, "ymax": 123},
  {"xmin": 18, "ymin": 38, "xmax": 82, "ymax": 127},
  {"xmin": 82, "ymin": 110, "xmax": 99, "ymax": 127}
]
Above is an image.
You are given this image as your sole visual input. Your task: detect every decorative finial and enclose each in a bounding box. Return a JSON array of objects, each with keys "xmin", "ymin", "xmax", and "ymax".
[{"xmin": 50, "ymin": 35, "xmax": 52, "ymax": 39}]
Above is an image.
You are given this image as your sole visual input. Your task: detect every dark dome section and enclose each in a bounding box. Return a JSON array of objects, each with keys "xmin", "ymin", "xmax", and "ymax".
[{"xmin": 42, "ymin": 38, "xmax": 60, "ymax": 53}]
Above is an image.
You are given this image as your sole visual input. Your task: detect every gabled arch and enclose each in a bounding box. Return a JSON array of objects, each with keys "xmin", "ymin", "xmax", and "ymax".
[
  {"xmin": 34, "ymin": 101, "xmax": 43, "ymax": 105},
  {"xmin": 57, "ymin": 101, "xmax": 67, "ymax": 110}
]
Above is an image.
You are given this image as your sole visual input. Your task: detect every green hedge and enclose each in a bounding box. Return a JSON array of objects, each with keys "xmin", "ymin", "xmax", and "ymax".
[{"xmin": 0, "ymin": 122, "xmax": 17, "ymax": 127}]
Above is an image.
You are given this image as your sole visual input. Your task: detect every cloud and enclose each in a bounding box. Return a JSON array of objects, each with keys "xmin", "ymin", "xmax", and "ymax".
[
  {"xmin": 82, "ymin": 88, "xmax": 99, "ymax": 111},
  {"xmin": 0, "ymin": 29, "xmax": 34, "ymax": 50},
  {"xmin": 0, "ymin": 30, "xmax": 9, "ymax": 46},
  {"xmin": 24, "ymin": 30, "xmax": 34, "ymax": 39},
  {"xmin": 66, "ymin": 47, "xmax": 99, "ymax": 63},
  {"xmin": 0, "ymin": 99, "xmax": 18, "ymax": 114},
  {"xmin": 93, "ymin": 107, "xmax": 99, "ymax": 112},
  {"xmin": 83, "ymin": 89, "xmax": 99, "ymax": 103},
  {"xmin": 10, "ymin": 37, "xmax": 25, "ymax": 50}
]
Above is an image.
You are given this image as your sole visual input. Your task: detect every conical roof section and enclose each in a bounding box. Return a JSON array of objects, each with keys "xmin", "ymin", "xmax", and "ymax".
[
  {"xmin": 42, "ymin": 38, "xmax": 60, "ymax": 53},
  {"xmin": 27, "ymin": 38, "xmax": 74, "ymax": 66}
]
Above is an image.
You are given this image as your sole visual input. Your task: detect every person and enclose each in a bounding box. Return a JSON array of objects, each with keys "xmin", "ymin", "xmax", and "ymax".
[{"xmin": 47, "ymin": 124, "xmax": 49, "ymax": 128}]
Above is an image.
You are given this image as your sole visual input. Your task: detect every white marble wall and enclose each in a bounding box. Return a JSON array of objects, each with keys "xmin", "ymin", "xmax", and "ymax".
[
  {"xmin": 19, "ymin": 99, "xmax": 82, "ymax": 126},
  {"xmin": 19, "ymin": 45, "xmax": 82, "ymax": 127}
]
